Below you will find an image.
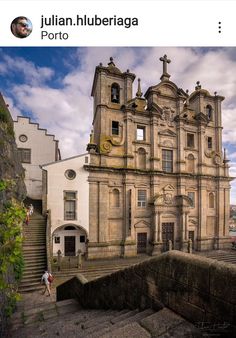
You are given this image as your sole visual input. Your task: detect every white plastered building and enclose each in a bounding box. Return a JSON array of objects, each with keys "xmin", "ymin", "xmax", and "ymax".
[
  {"xmin": 14, "ymin": 116, "xmax": 60, "ymax": 200},
  {"xmin": 42, "ymin": 154, "xmax": 90, "ymax": 256}
]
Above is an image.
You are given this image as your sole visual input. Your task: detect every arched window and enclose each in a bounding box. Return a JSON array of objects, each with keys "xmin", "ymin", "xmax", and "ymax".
[
  {"xmin": 209, "ymin": 193, "xmax": 215, "ymax": 208},
  {"xmin": 187, "ymin": 154, "xmax": 195, "ymax": 173},
  {"xmin": 206, "ymin": 105, "xmax": 213, "ymax": 121},
  {"xmin": 138, "ymin": 148, "xmax": 146, "ymax": 169},
  {"xmin": 110, "ymin": 189, "xmax": 120, "ymax": 207},
  {"xmin": 111, "ymin": 83, "xmax": 120, "ymax": 103},
  {"xmin": 64, "ymin": 225, "xmax": 76, "ymax": 230}
]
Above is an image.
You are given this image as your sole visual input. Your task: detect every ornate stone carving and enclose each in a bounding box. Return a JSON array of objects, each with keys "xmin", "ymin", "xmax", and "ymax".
[
  {"xmin": 100, "ymin": 140, "xmax": 112, "ymax": 154},
  {"xmin": 160, "ymin": 107, "xmax": 175, "ymax": 127},
  {"xmin": 214, "ymin": 153, "xmax": 221, "ymax": 165}
]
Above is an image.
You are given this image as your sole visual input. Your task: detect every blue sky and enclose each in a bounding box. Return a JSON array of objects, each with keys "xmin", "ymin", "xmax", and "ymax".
[{"xmin": 1, "ymin": 47, "xmax": 236, "ymax": 203}]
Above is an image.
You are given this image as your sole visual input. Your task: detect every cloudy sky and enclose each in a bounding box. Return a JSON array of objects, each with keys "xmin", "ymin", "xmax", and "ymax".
[{"xmin": 1, "ymin": 47, "xmax": 236, "ymax": 202}]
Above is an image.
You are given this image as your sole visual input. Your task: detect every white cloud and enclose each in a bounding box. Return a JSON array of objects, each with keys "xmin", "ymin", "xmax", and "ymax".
[
  {"xmin": 2, "ymin": 47, "xmax": 236, "ymax": 202},
  {"xmin": 0, "ymin": 54, "xmax": 54, "ymax": 86}
]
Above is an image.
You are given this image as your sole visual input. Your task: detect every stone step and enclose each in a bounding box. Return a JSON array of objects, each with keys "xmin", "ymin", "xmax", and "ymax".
[
  {"xmin": 82, "ymin": 309, "xmax": 141, "ymax": 337},
  {"xmin": 21, "ymin": 271, "xmax": 43, "ymax": 281},
  {"xmin": 27, "ymin": 224, "xmax": 45, "ymax": 227},
  {"xmin": 23, "ymin": 267, "xmax": 46, "ymax": 274},
  {"xmin": 23, "ymin": 247, "xmax": 46, "ymax": 252},
  {"xmin": 97, "ymin": 322, "xmax": 150, "ymax": 338},
  {"xmin": 53, "ymin": 263, "xmax": 136, "ymax": 276},
  {"xmin": 18, "ymin": 284, "xmax": 43, "ymax": 293},
  {"xmin": 23, "ymin": 264, "xmax": 46, "ymax": 270},
  {"xmin": 87, "ymin": 309, "xmax": 154, "ymax": 338},
  {"xmin": 20, "ymin": 277, "xmax": 42, "ymax": 285},
  {"xmin": 24, "ymin": 251, "xmax": 46, "ymax": 259},
  {"xmin": 23, "ymin": 242, "xmax": 46, "ymax": 245},
  {"xmin": 23, "ymin": 252, "xmax": 46, "ymax": 257},
  {"xmin": 72, "ymin": 309, "xmax": 122, "ymax": 335},
  {"xmin": 23, "ymin": 258, "xmax": 46, "ymax": 264},
  {"xmin": 18, "ymin": 284, "xmax": 44, "ymax": 293},
  {"xmin": 23, "ymin": 234, "xmax": 45, "ymax": 237},
  {"xmin": 24, "ymin": 230, "xmax": 45, "ymax": 233},
  {"xmin": 23, "ymin": 261, "xmax": 46, "ymax": 268}
]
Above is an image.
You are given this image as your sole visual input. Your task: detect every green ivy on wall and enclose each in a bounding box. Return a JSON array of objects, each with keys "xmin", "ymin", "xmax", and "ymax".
[{"xmin": 0, "ymin": 180, "xmax": 26, "ymax": 334}]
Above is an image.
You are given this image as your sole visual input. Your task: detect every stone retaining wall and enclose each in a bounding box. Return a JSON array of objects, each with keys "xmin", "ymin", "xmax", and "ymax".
[{"xmin": 57, "ymin": 251, "xmax": 236, "ymax": 325}]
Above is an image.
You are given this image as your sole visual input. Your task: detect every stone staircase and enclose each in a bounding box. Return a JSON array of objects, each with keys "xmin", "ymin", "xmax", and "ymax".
[
  {"xmin": 10, "ymin": 298, "xmax": 202, "ymax": 338},
  {"xmin": 53, "ymin": 256, "xmax": 151, "ymax": 282},
  {"xmin": 196, "ymin": 250, "xmax": 236, "ymax": 265},
  {"xmin": 19, "ymin": 208, "xmax": 47, "ymax": 293}
]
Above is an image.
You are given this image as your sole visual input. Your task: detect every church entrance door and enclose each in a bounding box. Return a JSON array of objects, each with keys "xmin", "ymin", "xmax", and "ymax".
[
  {"xmin": 64, "ymin": 236, "xmax": 76, "ymax": 256},
  {"xmin": 162, "ymin": 223, "xmax": 174, "ymax": 251},
  {"xmin": 137, "ymin": 232, "xmax": 147, "ymax": 254}
]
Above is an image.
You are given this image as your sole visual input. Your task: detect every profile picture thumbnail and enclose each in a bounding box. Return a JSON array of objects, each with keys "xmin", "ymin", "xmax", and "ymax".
[{"xmin": 11, "ymin": 16, "xmax": 32, "ymax": 39}]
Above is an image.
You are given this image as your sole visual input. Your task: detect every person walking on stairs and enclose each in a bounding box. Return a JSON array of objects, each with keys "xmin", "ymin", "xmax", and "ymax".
[{"xmin": 41, "ymin": 270, "xmax": 51, "ymax": 296}]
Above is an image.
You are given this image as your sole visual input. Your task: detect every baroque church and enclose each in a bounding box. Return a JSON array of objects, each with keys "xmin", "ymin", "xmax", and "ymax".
[
  {"xmin": 85, "ymin": 55, "xmax": 231, "ymax": 259},
  {"xmin": 14, "ymin": 55, "xmax": 232, "ymax": 260}
]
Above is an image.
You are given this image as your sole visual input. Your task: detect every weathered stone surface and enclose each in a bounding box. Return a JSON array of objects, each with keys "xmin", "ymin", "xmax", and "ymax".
[
  {"xmin": 161, "ymin": 321, "xmax": 203, "ymax": 337},
  {"xmin": 100, "ymin": 322, "xmax": 151, "ymax": 338},
  {"xmin": 140, "ymin": 308, "xmax": 184, "ymax": 335},
  {"xmin": 0, "ymin": 94, "xmax": 26, "ymax": 209},
  {"xmin": 57, "ymin": 250, "xmax": 236, "ymax": 326}
]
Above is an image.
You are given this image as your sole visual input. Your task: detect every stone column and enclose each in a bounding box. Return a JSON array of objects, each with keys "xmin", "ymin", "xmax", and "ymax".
[
  {"xmin": 124, "ymin": 111, "xmax": 134, "ymax": 168},
  {"xmin": 185, "ymin": 212, "xmax": 189, "ymax": 241},
  {"xmin": 88, "ymin": 180, "xmax": 99, "ymax": 243},
  {"xmin": 198, "ymin": 125, "xmax": 206, "ymax": 175},
  {"xmin": 98, "ymin": 181, "xmax": 108, "ymax": 243},
  {"xmin": 180, "ymin": 210, "xmax": 188, "ymax": 252},
  {"xmin": 150, "ymin": 115, "xmax": 159, "ymax": 170},
  {"xmin": 152, "ymin": 210, "xmax": 163, "ymax": 255},
  {"xmin": 176, "ymin": 119, "xmax": 185, "ymax": 172},
  {"xmin": 122, "ymin": 178, "xmax": 136, "ymax": 257},
  {"xmin": 197, "ymin": 178, "xmax": 207, "ymax": 250}
]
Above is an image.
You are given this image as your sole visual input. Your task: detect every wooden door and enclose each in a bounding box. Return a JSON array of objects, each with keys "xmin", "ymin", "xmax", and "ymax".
[
  {"xmin": 162, "ymin": 223, "xmax": 174, "ymax": 251},
  {"xmin": 64, "ymin": 236, "xmax": 75, "ymax": 256},
  {"xmin": 137, "ymin": 233, "xmax": 147, "ymax": 254}
]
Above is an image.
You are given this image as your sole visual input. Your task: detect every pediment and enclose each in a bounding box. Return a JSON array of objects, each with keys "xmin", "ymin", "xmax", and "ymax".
[
  {"xmin": 148, "ymin": 102, "xmax": 163, "ymax": 113},
  {"xmin": 145, "ymin": 81, "xmax": 187, "ymax": 100},
  {"xmin": 158, "ymin": 129, "xmax": 176, "ymax": 137},
  {"xmin": 134, "ymin": 220, "xmax": 150, "ymax": 228},
  {"xmin": 163, "ymin": 184, "xmax": 175, "ymax": 192}
]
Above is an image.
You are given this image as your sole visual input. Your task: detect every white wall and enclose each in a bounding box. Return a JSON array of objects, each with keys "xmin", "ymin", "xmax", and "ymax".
[
  {"xmin": 52, "ymin": 229, "xmax": 86, "ymax": 256},
  {"xmin": 14, "ymin": 116, "xmax": 58, "ymax": 199},
  {"xmin": 42, "ymin": 154, "xmax": 89, "ymax": 255}
]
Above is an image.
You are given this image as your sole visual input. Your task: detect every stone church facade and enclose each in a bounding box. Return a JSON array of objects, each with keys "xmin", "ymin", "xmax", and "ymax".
[{"xmin": 86, "ymin": 55, "xmax": 232, "ymax": 259}]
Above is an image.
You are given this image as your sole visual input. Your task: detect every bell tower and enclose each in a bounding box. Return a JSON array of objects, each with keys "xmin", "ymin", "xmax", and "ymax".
[{"xmin": 90, "ymin": 57, "xmax": 135, "ymax": 152}]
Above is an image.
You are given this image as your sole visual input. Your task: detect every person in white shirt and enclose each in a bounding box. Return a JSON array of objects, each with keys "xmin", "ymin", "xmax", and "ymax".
[
  {"xmin": 29, "ymin": 204, "xmax": 34, "ymax": 216},
  {"xmin": 41, "ymin": 271, "xmax": 51, "ymax": 296}
]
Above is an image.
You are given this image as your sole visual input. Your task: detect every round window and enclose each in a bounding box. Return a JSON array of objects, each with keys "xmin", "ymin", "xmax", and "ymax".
[
  {"xmin": 19, "ymin": 134, "xmax": 28, "ymax": 142},
  {"xmin": 65, "ymin": 169, "xmax": 76, "ymax": 180}
]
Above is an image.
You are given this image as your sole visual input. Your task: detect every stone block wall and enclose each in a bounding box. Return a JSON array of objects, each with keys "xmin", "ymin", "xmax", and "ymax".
[{"xmin": 57, "ymin": 250, "xmax": 236, "ymax": 325}]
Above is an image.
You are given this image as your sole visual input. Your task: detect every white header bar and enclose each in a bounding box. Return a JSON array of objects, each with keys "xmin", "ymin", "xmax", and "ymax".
[{"xmin": 0, "ymin": 1, "xmax": 235, "ymax": 46}]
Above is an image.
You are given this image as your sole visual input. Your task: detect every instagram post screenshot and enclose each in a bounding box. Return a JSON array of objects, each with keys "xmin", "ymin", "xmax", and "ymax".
[{"xmin": 0, "ymin": 0, "xmax": 236, "ymax": 337}]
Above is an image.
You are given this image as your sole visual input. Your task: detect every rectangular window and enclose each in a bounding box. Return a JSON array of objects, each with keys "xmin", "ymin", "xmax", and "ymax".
[
  {"xmin": 80, "ymin": 235, "xmax": 85, "ymax": 243},
  {"xmin": 187, "ymin": 133, "xmax": 194, "ymax": 148},
  {"xmin": 137, "ymin": 126, "xmax": 146, "ymax": 141},
  {"xmin": 208, "ymin": 137, "xmax": 212, "ymax": 149},
  {"xmin": 162, "ymin": 149, "xmax": 173, "ymax": 173},
  {"xmin": 54, "ymin": 237, "xmax": 60, "ymax": 244},
  {"xmin": 137, "ymin": 190, "xmax": 147, "ymax": 207},
  {"xmin": 64, "ymin": 191, "xmax": 77, "ymax": 220},
  {"xmin": 18, "ymin": 148, "xmax": 31, "ymax": 163},
  {"xmin": 112, "ymin": 121, "xmax": 119, "ymax": 135},
  {"xmin": 188, "ymin": 192, "xmax": 195, "ymax": 208}
]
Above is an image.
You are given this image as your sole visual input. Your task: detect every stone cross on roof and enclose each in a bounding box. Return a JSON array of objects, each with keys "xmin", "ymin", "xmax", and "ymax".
[{"xmin": 159, "ymin": 54, "xmax": 171, "ymax": 81}]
